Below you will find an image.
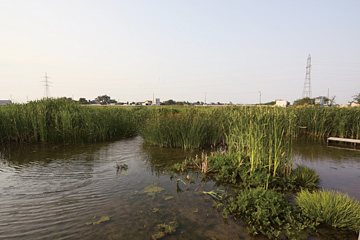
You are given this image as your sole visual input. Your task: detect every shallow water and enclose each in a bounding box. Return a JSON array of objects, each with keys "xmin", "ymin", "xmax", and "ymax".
[
  {"xmin": 292, "ymin": 137, "xmax": 360, "ymax": 201},
  {"xmin": 0, "ymin": 137, "xmax": 359, "ymax": 240}
]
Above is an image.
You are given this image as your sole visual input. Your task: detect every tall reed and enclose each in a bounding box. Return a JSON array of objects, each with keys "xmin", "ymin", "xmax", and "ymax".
[
  {"xmin": 0, "ymin": 98, "xmax": 139, "ymax": 143},
  {"xmin": 291, "ymin": 106, "xmax": 360, "ymax": 139},
  {"xmin": 224, "ymin": 106, "xmax": 294, "ymax": 179},
  {"xmin": 140, "ymin": 108, "xmax": 223, "ymax": 149}
]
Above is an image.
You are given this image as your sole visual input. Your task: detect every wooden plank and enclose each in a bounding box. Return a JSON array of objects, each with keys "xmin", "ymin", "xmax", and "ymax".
[{"xmin": 327, "ymin": 137, "xmax": 360, "ymax": 144}]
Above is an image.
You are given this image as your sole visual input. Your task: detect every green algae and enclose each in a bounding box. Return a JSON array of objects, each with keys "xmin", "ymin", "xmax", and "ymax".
[
  {"xmin": 151, "ymin": 221, "xmax": 178, "ymax": 239},
  {"xmin": 86, "ymin": 215, "xmax": 110, "ymax": 226},
  {"xmin": 163, "ymin": 196, "xmax": 174, "ymax": 201},
  {"xmin": 142, "ymin": 184, "xmax": 164, "ymax": 199},
  {"xmin": 151, "ymin": 231, "xmax": 165, "ymax": 240}
]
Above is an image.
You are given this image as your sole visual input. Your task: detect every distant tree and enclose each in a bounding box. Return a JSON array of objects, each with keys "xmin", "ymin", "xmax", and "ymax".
[
  {"xmin": 95, "ymin": 95, "xmax": 111, "ymax": 105},
  {"xmin": 293, "ymin": 97, "xmax": 314, "ymax": 106},
  {"xmin": 328, "ymin": 96, "xmax": 336, "ymax": 106},
  {"xmin": 79, "ymin": 98, "xmax": 88, "ymax": 104},
  {"xmin": 109, "ymin": 99, "xmax": 117, "ymax": 104},
  {"xmin": 351, "ymin": 93, "xmax": 360, "ymax": 104},
  {"xmin": 163, "ymin": 99, "xmax": 176, "ymax": 105},
  {"xmin": 263, "ymin": 101, "xmax": 276, "ymax": 106}
]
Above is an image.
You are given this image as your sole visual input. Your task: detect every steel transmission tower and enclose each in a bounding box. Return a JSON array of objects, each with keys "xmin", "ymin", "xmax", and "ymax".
[
  {"xmin": 42, "ymin": 72, "xmax": 51, "ymax": 98},
  {"xmin": 302, "ymin": 55, "xmax": 312, "ymax": 98}
]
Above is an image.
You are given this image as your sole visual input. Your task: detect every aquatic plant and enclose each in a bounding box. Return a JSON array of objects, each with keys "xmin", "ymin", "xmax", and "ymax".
[
  {"xmin": 141, "ymin": 184, "xmax": 164, "ymax": 199},
  {"xmin": 296, "ymin": 189, "xmax": 360, "ymax": 232},
  {"xmin": 288, "ymin": 165, "xmax": 320, "ymax": 191},
  {"xmin": 86, "ymin": 215, "xmax": 111, "ymax": 225},
  {"xmin": 223, "ymin": 188, "xmax": 315, "ymax": 239},
  {"xmin": 152, "ymin": 221, "xmax": 178, "ymax": 239}
]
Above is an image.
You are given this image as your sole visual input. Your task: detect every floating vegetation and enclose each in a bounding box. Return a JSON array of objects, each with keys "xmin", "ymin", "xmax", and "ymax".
[
  {"xmin": 141, "ymin": 184, "xmax": 164, "ymax": 199},
  {"xmin": 163, "ymin": 196, "xmax": 174, "ymax": 201},
  {"xmin": 193, "ymin": 209, "xmax": 199, "ymax": 213},
  {"xmin": 86, "ymin": 215, "xmax": 111, "ymax": 226},
  {"xmin": 152, "ymin": 208, "xmax": 159, "ymax": 213},
  {"xmin": 116, "ymin": 162, "xmax": 128, "ymax": 172},
  {"xmin": 200, "ymin": 191, "xmax": 223, "ymax": 201},
  {"xmin": 152, "ymin": 220, "xmax": 179, "ymax": 240},
  {"xmin": 151, "ymin": 231, "xmax": 165, "ymax": 240}
]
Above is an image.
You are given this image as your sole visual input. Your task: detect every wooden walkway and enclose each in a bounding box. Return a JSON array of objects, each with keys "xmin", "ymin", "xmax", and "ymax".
[
  {"xmin": 327, "ymin": 137, "xmax": 360, "ymax": 150},
  {"xmin": 327, "ymin": 137, "xmax": 360, "ymax": 144}
]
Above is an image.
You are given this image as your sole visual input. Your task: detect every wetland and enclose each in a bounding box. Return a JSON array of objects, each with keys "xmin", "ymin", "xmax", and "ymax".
[{"xmin": 0, "ymin": 136, "xmax": 359, "ymax": 239}]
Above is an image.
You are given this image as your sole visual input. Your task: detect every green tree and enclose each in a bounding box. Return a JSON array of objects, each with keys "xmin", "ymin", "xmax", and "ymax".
[
  {"xmin": 78, "ymin": 98, "xmax": 88, "ymax": 104},
  {"xmin": 351, "ymin": 93, "xmax": 360, "ymax": 104},
  {"xmin": 95, "ymin": 95, "xmax": 111, "ymax": 105},
  {"xmin": 163, "ymin": 99, "xmax": 176, "ymax": 105},
  {"xmin": 293, "ymin": 97, "xmax": 314, "ymax": 106}
]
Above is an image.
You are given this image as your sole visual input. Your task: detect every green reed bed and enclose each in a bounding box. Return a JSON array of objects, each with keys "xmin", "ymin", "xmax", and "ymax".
[
  {"xmin": 0, "ymin": 98, "xmax": 140, "ymax": 143},
  {"xmin": 292, "ymin": 106, "xmax": 360, "ymax": 139},
  {"xmin": 140, "ymin": 108, "xmax": 224, "ymax": 149}
]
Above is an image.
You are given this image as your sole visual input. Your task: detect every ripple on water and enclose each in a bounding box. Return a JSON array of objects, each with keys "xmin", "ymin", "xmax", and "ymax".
[{"xmin": 0, "ymin": 137, "xmax": 359, "ymax": 240}]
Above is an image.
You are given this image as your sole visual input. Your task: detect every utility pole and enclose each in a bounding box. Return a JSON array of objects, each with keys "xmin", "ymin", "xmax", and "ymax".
[
  {"xmin": 302, "ymin": 55, "xmax": 312, "ymax": 98},
  {"xmin": 259, "ymin": 91, "xmax": 262, "ymax": 105},
  {"xmin": 205, "ymin": 92, "xmax": 207, "ymax": 105}
]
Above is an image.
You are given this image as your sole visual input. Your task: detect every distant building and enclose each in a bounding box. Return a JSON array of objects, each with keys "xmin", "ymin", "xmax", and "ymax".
[
  {"xmin": 275, "ymin": 100, "xmax": 289, "ymax": 108},
  {"xmin": 142, "ymin": 100, "xmax": 152, "ymax": 106},
  {"xmin": 0, "ymin": 100, "xmax": 12, "ymax": 106},
  {"xmin": 314, "ymin": 96, "xmax": 326, "ymax": 106},
  {"xmin": 152, "ymin": 98, "xmax": 160, "ymax": 106}
]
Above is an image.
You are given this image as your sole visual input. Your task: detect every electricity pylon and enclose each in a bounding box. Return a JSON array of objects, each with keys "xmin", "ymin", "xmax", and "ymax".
[{"xmin": 302, "ymin": 55, "xmax": 312, "ymax": 98}]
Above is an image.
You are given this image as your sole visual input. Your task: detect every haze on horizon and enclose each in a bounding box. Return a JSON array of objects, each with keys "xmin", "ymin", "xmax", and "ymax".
[{"xmin": 1, "ymin": 0, "xmax": 359, "ymax": 105}]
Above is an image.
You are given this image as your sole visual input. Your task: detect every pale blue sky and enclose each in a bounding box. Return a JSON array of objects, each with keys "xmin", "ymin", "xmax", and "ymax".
[{"xmin": 1, "ymin": 0, "xmax": 359, "ymax": 104}]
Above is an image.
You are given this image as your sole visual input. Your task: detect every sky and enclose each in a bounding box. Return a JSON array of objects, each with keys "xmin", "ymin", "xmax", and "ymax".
[{"xmin": 1, "ymin": 0, "xmax": 360, "ymax": 104}]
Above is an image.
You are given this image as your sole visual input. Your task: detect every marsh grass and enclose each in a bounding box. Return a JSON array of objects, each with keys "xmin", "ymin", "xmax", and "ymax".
[
  {"xmin": 296, "ymin": 189, "xmax": 360, "ymax": 232},
  {"xmin": 288, "ymin": 165, "xmax": 320, "ymax": 191},
  {"xmin": 140, "ymin": 108, "xmax": 223, "ymax": 149},
  {"xmin": 292, "ymin": 106, "xmax": 360, "ymax": 139},
  {"xmin": 0, "ymin": 98, "xmax": 139, "ymax": 143}
]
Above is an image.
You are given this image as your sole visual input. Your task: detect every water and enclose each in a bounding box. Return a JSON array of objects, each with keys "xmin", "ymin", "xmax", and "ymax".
[
  {"xmin": 0, "ymin": 137, "xmax": 359, "ymax": 239},
  {"xmin": 292, "ymin": 137, "xmax": 360, "ymax": 200}
]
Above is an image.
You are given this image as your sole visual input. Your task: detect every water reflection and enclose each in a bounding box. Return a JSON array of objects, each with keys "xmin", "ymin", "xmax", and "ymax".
[
  {"xmin": 293, "ymin": 136, "xmax": 360, "ymax": 200},
  {"xmin": 0, "ymin": 137, "xmax": 251, "ymax": 240}
]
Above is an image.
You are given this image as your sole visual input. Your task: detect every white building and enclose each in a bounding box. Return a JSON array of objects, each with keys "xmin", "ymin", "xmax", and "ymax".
[
  {"xmin": 152, "ymin": 98, "xmax": 160, "ymax": 106},
  {"xmin": 275, "ymin": 100, "xmax": 289, "ymax": 108},
  {"xmin": 0, "ymin": 100, "xmax": 12, "ymax": 106}
]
